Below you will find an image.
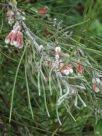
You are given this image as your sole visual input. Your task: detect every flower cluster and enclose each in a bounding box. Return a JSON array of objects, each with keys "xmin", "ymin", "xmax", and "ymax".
[
  {"xmin": 5, "ymin": 22, "xmax": 23, "ymax": 49},
  {"xmin": 60, "ymin": 63, "xmax": 73, "ymax": 76},
  {"xmin": 55, "ymin": 47, "xmax": 73, "ymax": 75},
  {"xmin": 55, "ymin": 47, "xmax": 86, "ymax": 76}
]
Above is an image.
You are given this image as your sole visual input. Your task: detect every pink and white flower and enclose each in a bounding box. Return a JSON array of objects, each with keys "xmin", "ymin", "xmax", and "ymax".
[
  {"xmin": 60, "ymin": 63, "xmax": 73, "ymax": 76},
  {"xmin": 5, "ymin": 22, "xmax": 23, "ymax": 49}
]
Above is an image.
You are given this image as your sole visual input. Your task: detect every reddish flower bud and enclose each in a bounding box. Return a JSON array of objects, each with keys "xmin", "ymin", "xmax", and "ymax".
[
  {"xmin": 15, "ymin": 31, "xmax": 23, "ymax": 49},
  {"xmin": 5, "ymin": 31, "xmax": 13, "ymax": 44},
  {"xmin": 10, "ymin": 30, "xmax": 17, "ymax": 45},
  {"xmin": 76, "ymin": 63, "xmax": 84, "ymax": 75},
  {"xmin": 37, "ymin": 7, "xmax": 48, "ymax": 14}
]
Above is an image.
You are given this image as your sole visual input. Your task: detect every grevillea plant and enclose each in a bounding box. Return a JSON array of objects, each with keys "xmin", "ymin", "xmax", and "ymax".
[{"xmin": 3, "ymin": 0, "xmax": 102, "ymax": 125}]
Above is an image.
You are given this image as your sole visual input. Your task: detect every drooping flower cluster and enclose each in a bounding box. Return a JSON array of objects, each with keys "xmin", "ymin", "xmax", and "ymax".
[{"xmin": 5, "ymin": 22, "xmax": 23, "ymax": 49}]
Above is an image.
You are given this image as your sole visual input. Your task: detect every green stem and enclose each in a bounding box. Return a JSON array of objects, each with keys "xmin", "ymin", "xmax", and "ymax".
[
  {"xmin": 9, "ymin": 46, "xmax": 27, "ymax": 122},
  {"xmin": 25, "ymin": 64, "xmax": 34, "ymax": 119}
]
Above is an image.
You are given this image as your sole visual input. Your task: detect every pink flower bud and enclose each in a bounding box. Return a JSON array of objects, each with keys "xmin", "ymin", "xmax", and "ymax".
[
  {"xmin": 10, "ymin": 30, "xmax": 17, "ymax": 45},
  {"xmin": 55, "ymin": 47, "xmax": 61, "ymax": 60},
  {"xmin": 5, "ymin": 31, "xmax": 13, "ymax": 44},
  {"xmin": 15, "ymin": 31, "xmax": 23, "ymax": 48},
  {"xmin": 76, "ymin": 63, "xmax": 84, "ymax": 75},
  {"xmin": 37, "ymin": 7, "xmax": 48, "ymax": 14},
  {"xmin": 55, "ymin": 47, "xmax": 61, "ymax": 55}
]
